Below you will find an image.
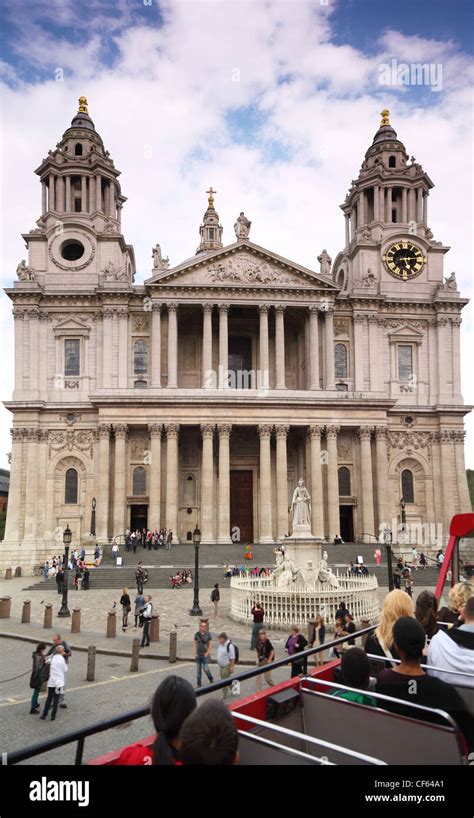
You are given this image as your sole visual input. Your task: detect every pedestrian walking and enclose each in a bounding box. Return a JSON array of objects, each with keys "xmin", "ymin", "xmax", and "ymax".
[
  {"xmin": 250, "ymin": 602, "xmax": 264, "ymax": 650},
  {"xmin": 134, "ymin": 591, "xmax": 145, "ymax": 628},
  {"xmin": 140, "ymin": 596, "xmax": 153, "ymax": 647},
  {"xmin": 216, "ymin": 632, "xmax": 236, "ymax": 700},
  {"xmin": 120, "ymin": 587, "xmax": 131, "ymax": 631},
  {"xmin": 55, "ymin": 566, "xmax": 64, "ymax": 595},
  {"xmin": 46, "ymin": 634, "xmax": 71, "ymax": 708},
  {"xmin": 112, "ymin": 543, "xmax": 119, "ymax": 562},
  {"xmin": 285, "ymin": 625, "xmax": 308, "ymax": 677},
  {"xmin": 81, "ymin": 546, "xmax": 86, "ymax": 562},
  {"xmin": 43, "ymin": 561, "xmax": 49, "ymax": 581},
  {"xmin": 30, "ymin": 643, "xmax": 47, "ymax": 714},
  {"xmin": 255, "ymin": 629, "xmax": 275, "ymax": 691},
  {"xmin": 194, "ymin": 619, "xmax": 214, "ymax": 687},
  {"xmin": 135, "ymin": 562, "xmax": 145, "ymax": 594},
  {"xmin": 75, "ymin": 566, "xmax": 82, "ymax": 591},
  {"xmin": 309, "ymin": 613, "xmax": 326, "ymax": 666},
  {"xmin": 374, "ymin": 548, "xmax": 382, "ymax": 567},
  {"xmin": 211, "ymin": 583, "xmax": 220, "ymax": 619},
  {"xmin": 40, "ymin": 646, "xmax": 68, "ymax": 722},
  {"xmin": 82, "ymin": 567, "xmax": 90, "ymax": 590}
]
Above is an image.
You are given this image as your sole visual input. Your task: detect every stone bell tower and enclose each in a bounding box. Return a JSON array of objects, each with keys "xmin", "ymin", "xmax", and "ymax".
[
  {"xmin": 25, "ymin": 96, "xmax": 136, "ymax": 291},
  {"xmin": 196, "ymin": 187, "xmax": 224, "ymax": 254}
]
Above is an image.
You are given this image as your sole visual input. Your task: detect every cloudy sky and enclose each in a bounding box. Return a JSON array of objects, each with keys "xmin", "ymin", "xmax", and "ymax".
[{"xmin": 0, "ymin": 0, "xmax": 472, "ymax": 469}]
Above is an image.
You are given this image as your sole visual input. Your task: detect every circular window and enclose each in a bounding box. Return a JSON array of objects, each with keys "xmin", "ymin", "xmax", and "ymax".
[
  {"xmin": 404, "ymin": 416, "xmax": 413, "ymax": 425},
  {"xmin": 61, "ymin": 240, "xmax": 85, "ymax": 262}
]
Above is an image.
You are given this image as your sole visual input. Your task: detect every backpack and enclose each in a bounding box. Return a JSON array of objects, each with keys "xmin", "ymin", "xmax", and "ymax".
[{"xmin": 227, "ymin": 640, "xmax": 239, "ymax": 664}]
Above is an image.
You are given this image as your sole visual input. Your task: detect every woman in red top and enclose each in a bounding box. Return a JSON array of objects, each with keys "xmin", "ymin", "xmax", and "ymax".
[{"xmin": 116, "ymin": 675, "xmax": 196, "ymax": 765}]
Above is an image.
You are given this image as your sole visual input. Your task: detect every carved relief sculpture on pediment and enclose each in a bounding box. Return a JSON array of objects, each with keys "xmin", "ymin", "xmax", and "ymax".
[{"xmin": 207, "ymin": 255, "xmax": 293, "ymax": 286}]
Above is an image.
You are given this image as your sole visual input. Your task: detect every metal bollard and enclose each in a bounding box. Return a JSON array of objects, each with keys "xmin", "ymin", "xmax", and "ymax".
[
  {"xmin": 106, "ymin": 609, "xmax": 116, "ymax": 638},
  {"xmin": 22, "ymin": 600, "xmax": 31, "ymax": 623},
  {"xmin": 43, "ymin": 603, "xmax": 53, "ymax": 628},
  {"xmin": 169, "ymin": 631, "xmax": 177, "ymax": 663},
  {"xmin": 360, "ymin": 619, "xmax": 370, "ymax": 647},
  {"xmin": 71, "ymin": 608, "xmax": 81, "ymax": 633},
  {"xmin": 4, "ymin": 568, "xmax": 12, "ymax": 580},
  {"xmin": 86, "ymin": 646, "xmax": 96, "ymax": 682},
  {"xmin": 0, "ymin": 596, "xmax": 12, "ymax": 618},
  {"xmin": 130, "ymin": 639, "xmax": 140, "ymax": 672},
  {"xmin": 150, "ymin": 614, "xmax": 160, "ymax": 643}
]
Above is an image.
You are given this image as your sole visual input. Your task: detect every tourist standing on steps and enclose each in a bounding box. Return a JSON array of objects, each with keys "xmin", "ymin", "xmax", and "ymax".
[
  {"xmin": 216, "ymin": 632, "xmax": 235, "ymax": 700},
  {"xmin": 140, "ymin": 596, "xmax": 153, "ymax": 647},
  {"xmin": 41, "ymin": 646, "xmax": 68, "ymax": 722},
  {"xmin": 255, "ymin": 629, "xmax": 275, "ymax": 691},
  {"xmin": 47, "ymin": 634, "xmax": 71, "ymax": 708},
  {"xmin": 194, "ymin": 619, "xmax": 214, "ymax": 687},
  {"xmin": 134, "ymin": 590, "xmax": 145, "ymax": 628},
  {"xmin": 30, "ymin": 643, "xmax": 47, "ymax": 714},
  {"xmin": 211, "ymin": 584, "xmax": 220, "ymax": 619},
  {"xmin": 55, "ymin": 566, "xmax": 64, "ymax": 595},
  {"xmin": 43, "ymin": 561, "xmax": 49, "ymax": 581},
  {"xmin": 250, "ymin": 602, "xmax": 264, "ymax": 650},
  {"xmin": 120, "ymin": 587, "xmax": 131, "ymax": 631}
]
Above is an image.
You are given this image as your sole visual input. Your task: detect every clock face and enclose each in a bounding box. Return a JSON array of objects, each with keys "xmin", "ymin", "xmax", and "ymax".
[{"xmin": 382, "ymin": 241, "xmax": 427, "ymax": 281}]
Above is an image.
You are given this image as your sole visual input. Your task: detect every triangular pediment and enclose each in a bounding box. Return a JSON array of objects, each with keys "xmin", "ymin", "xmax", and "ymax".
[
  {"xmin": 52, "ymin": 317, "xmax": 91, "ymax": 333},
  {"xmin": 386, "ymin": 323, "xmax": 424, "ymax": 338},
  {"xmin": 144, "ymin": 240, "xmax": 338, "ymax": 291}
]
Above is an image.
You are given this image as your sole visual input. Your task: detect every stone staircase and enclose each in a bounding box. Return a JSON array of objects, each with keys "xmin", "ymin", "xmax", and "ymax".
[{"xmin": 22, "ymin": 542, "xmax": 440, "ymax": 591}]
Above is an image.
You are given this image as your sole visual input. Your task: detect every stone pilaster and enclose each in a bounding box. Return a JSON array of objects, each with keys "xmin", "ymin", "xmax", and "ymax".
[
  {"xmin": 374, "ymin": 426, "xmax": 389, "ymax": 532},
  {"xmin": 218, "ymin": 304, "xmax": 229, "ymax": 388},
  {"xmin": 97, "ymin": 424, "xmax": 111, "ymax": 540},
  {"xmin": 308, "ymin": 306, "xmax": 320, "ymax": 390},
  {"xmin": 23, "ymin": 429, "xmax": 39, "ymax": 542},
  {"xmin": 3, "ymin": 429, "xmax": 25, "ymax": 543},
  {"xmin": 202, "ymin": 303, "xmax": 213, "ymax": 388},
  {"xmin": 275, "ymin": 306, "xmax": 286, "ymax": 389},
  {"xmin": 148, "ymin": 424, "xmax": 162, "ymax": 529},
  {"xmin": 217, "ymin": 424, "xmax": 232, "ymax": 544},
  {"xmin": 323, "ymin": 307, "xmax": 335, "ymax": 390},
  {"xmin": 164, "ymin": 424, "xmax": 179, "ymax": 541},
  {"xmin": 259, "ymin": 304, "xmax": 270, "ymax": 387},
  {"xmin": 102, "ymin": 309, "xmax": 113, "ymax": 389},
  {"xmin": 258, "ymin": 424, "xmax": 273, "ymax": 543},
  {"xmin": 117, "ymin": 308, "xmax": 128, "ymax": 389},
  {"xmin": 358, "ymin": 426, "xmax": 375, "ymax": 541},
  {"xmin": 151, "ymin": 303, "xmax": 162, "ymax": 388},
  {"xmin": 309, "ymin": 425, "xmax": 325, "ymax": 539},
  {"xmin": 113, "ymin": 424, "xmax": 128, "ymax": 537},
  {"xmin": 200, "ymin": 424, "xmax": 215, "ymax": 543},
  {"xmin": 353, "ymin": 314, "xmax": 365, "ymax": 391},
  {"xmin": 325, "ymin": 425, "xmax": 340, "ymax": 540},
  {"xmin": 275, "ymin": 425, "xmax": 289, "ymax": 539},
  {"xmin": 453, "ymin": 430, "xmax": 471, "ymax": 513},
  {"xmin": 167, "ymin": 303, "xmax": 178, "ymax": 388}
]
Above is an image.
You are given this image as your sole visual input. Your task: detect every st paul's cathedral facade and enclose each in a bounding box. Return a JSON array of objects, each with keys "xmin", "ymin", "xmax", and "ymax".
[{"xmin": 2, "ymin": 100, "xmax": 471, "ymax": 571}]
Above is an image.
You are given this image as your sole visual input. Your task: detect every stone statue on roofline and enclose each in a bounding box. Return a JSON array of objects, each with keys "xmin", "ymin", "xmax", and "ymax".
[
  {"xmin": 317, "ymin": 249, "xmax": 332, "ymax": 277},
  {"xmin": 152, "ymin": 243, "xmax": 170, "ymax": 271},
  {"xmin": 234, "ymin": 212, "xmax": 251, "ymax": 239}
]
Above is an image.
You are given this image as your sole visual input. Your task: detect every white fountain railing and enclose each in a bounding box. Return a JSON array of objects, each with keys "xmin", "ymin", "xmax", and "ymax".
[{"xmin": 230, "ymin": 571, "xmax": 380, "ymax": 628}]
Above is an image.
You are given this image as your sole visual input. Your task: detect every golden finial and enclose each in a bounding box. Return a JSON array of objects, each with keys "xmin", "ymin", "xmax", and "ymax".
[
  {"xmin": 206, "ymin": 187, "xmax": 216, "ymax": 208},
  {"xmin": 78, "ymin": 96, "xmax": 89, "ymax": 114},
  {"xmin": 380, "ymin": 109, "xmax": 390, "ymax": 127}
]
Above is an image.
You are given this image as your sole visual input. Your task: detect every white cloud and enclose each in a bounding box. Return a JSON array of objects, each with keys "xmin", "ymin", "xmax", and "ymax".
[{"xmin": 0, "ymin": 0, "xmax": 472, "ymax": 474}]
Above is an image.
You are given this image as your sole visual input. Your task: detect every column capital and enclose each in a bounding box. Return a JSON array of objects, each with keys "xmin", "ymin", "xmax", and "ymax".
[
  {"xmin": 202, "ymin": 303, "xmax": 214, "ymax": 314},
  {"xmin": 259, "ymin": 303, "xmax": 270, "ymax": 314},
  {"xmin": 151, "ymin": 302, "xmax": 162, "ymax": 314},
  {"xmin": 275, "ymin": 424, "xmax": 289, "ymax": 438},
  {"xmin": 25, "ymin": 428, "xmax": 40, "ymax": 441},
  {"xmin": 98, "ymin": 424, "xmax": 111, "ymax": 439},
  {"xmin": 309, "ymin": 424, "xmax": 324, "ymax": 439},
  {"xmin": 357, "ymin": 425, "xmax": 374, "ymax": 441},
  {"xmin": 439, "ymin": 429, "xmax": 454, "ymax": 444},
  {"xmin": 167, "ymin": 301, "xmax": 179, "ymax": 313},
  {"xmin": 200, "ymin": 423, "xmax": 215, "ymax": 438},
  {"xmin": 321, "ymin": 304, "xmax": 335, "ymax": 315},
  {"xmin": 309, "ymin": 304, "xmax": 320, "ymax": 316},
  {"xmin": 217, "ymin": 423, "xmax": 232, "ymax": 438},
  {"xmin": 148, "ymin": 423, "xmax": 163, "ymax": 438},
  {"xmin": 258, "ymin": 424, "xmax": 273, "ymax": 439},
  {"xmin": 164, "ymin": 423, "xmax": 180, "ymax": 439},
  {"xmin": 274, "ymin": 304, "xmax": 286, "ymax": 315},
  {"xmin": 374, "ymin": 425, "xmax": 388, "ymax": 440},
  {"xmin": 11, "ymin": 428, "xmax": 26, "ymax": 441},
  {"xmin": 113, "ymin": 423, "xmax": 128, "ymax": 439},
  {"xmin": 353, "ymin": 314, "xmax": 367, "ymax": 325},
  {"xmin": 325, "ymin": 425, "xmax": 340, "ymax": 439},
  {"xmin": 452, "ymin": 429, "xmax": 465, "ymax": 443},
  {"xmin": 218, "ymin": 303, "xmax": 229, "ymax": 314}
]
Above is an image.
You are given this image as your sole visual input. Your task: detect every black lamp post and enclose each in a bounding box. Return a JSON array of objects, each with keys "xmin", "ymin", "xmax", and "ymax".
[
  {"xmin": 190, "ymin": 525, "xmax": 202, "ymax": 616},
  {"xmin": 90, "ymin": 497, "xmax": 96, "ymax": 537},
  {"xmin": 383, "ymin": 526, "xmax": 394, "ymax": 592},
  {"xmin": 58, "ymin": 525, "xmax": 72, "ymax": 618}
]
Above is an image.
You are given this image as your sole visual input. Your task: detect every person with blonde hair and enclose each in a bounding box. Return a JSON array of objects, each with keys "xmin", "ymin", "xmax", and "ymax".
[
  {"xmin": 364, "ymin": 589, "xmax": 414, "ymax": 672},
  {"xmin": 437, "ymin": 581, "xmax": 473, "ymax": 627}
]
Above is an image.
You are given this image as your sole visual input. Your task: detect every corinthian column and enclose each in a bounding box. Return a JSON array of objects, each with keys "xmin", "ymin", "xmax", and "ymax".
[
  {"xmin": 309, "ymin": 425, "xmax": 324, "ymax": 539},
  {"xmin": 167, "ymin": 303, "xmax": 178, "ymax": 388},
  {"xmin": 202, "ymin": 304, "xmax": 213, "ymax": 388},
  {"xmin": 454, "ymin": 430, "xmax": 471, "ymax": 513},
  {"xmin": 164, "ymin": 424, "xmax": 179, "ymax": 541},
  {"xmin": 97, "ymin": 424, "xmax": 111, "ymax": 540},
  {"xmin": 275, "ymin": 425, "xmax": 289, "ymax": 539},
  {"xmin": 275, "ymin": 306, "xmax": 286, "ymax": 389},
  {"xmin": 102, "ymin": 309, "xmax": 113, "ymax": 389},
  {"xmin": 358, "ymin": 426, "xmax": 375, "ymax": 541},
  {"xmin": 259, "ymin": 304, "xmax": 270, "ymax": 388},
  {"xmin": 258, "ymin": 425, "xmax": 273, "ymax": 542},
  {"xmin": 113, "ymin": 424, "xmax": 128, "ymax": 537},
  {"xmin": 217, "ymin": 424, "xmax": 232, "ymax": 544},
  {"xmin": 200, "ymin": 424, "xmax": 215, "ymax": 543},
  {"xmin": 148, "ymin": 424, "xmax": 162, "ymax": 529},
  {"xmin": 324, "ymin": 307, "xmax": 335, "ymax": 390},
  {"xmin": 151, "ymin": 304, "xmax": 162, "ymax": 388},
  {"xmin": 3, "ymin": 429, "xmax": 25, "ymax": 543},
  {"xmin": 218, "ymin": 304, "xmax": 229, "ymax": 388},
  {"xmin": 309, "ymin": 306, "xmax": 320, "ymax": 390},
  {"xmin": 374, "ymin": 426, "xmax": 389, "ymax": 534},
  {"xmin": 325, "ymin": 426, "xmax": 340, "ymax": 540}
]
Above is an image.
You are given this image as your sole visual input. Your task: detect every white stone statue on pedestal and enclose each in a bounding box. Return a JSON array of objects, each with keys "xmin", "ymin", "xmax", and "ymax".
[
  {"xmin": 318, "ymin": 550, "xmax": 339, "ymax": 589},
  {"xmin": 291, "ymin": 478, "xmax": 311, "ymax": 528},
  {"xmin": 234, "ymin": 212, "xmax": 251, "ymax": 239}
]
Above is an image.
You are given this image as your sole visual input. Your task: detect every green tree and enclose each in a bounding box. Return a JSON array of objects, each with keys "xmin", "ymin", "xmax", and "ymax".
[{"xmin": 467, "ymin": 470, "xmax": 474, "ymax": 510}]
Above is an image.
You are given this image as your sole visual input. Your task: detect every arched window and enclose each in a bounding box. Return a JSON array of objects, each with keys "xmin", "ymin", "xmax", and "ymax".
[
  {"xmin": 338, "ymin": 466, "xmax": 351, "ymax": 496},
  {"xmin": 335, "ymin": 343, "xmax": 348, "ymax": 378},
  {"xmin": 65, "ymin": 468, "xmax": 78, "ymax": 504},
  {"xmin": 74, "ymin": 143, "xmax": 83, "ymax": 156},
  {"xmin": 133, "ymin": 466, "xmax": 146, "ymax": 496},
  {"xmin": 134, "ymin": 339, "xmax": 148, "ymax": 374},
  {"xmin": 401, "ymin": 469, "xmax": 414, "ymax": 503},
  {"xmin": 388, "ymin": 155, "xmax": 396, "ymax": 168}
]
